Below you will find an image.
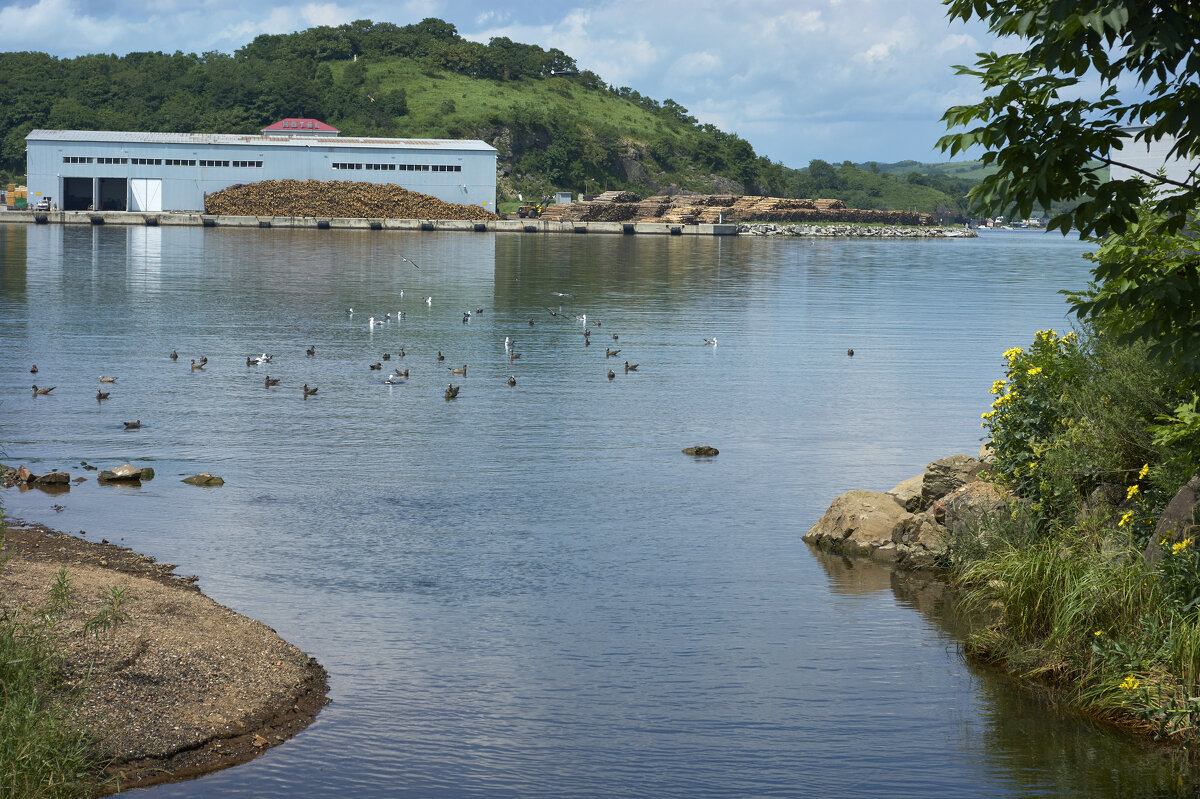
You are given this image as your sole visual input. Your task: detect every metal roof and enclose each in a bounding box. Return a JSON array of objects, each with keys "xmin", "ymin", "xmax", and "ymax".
[
  {"xmin": 26, "ymin": 129, "xmax": 496, "ymax": 153},
  {"xmin": 262, "ymin": 118, "xmax": 339, "ymax": 133}
]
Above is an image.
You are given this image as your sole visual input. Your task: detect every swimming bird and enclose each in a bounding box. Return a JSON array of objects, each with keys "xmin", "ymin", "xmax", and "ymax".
[
  {"xmin": 507, "ymin": 375, "xmax": 516, "ymax": 387},
  {"xmin": 509, "ymin": 351, "xmax": 521, "ymax": 362},
  {"xmin": 123, "ymin": 420, "xmax": 140, "ymax": 429},
  {"xmin": 847, "ymin": 348, "xmax": 854, "ymax": 357},
  {"xmin": 199, "ymin": 356, "xmax": 208, "ymax": 366},
  {"xmin": 32, "ymin": 384, "xmax": 54, "ymax": 395},
  {"xmin": 450, "ymin": 365, "xmax": 467, "ymax": 376},
  {"xmin": 583, "ymin": 328, "xmax": 590, "ymax": 338},
  {"xmin": 463, "ymin": 312, "xmax": 471, "ymax": 323},
  {"xmin": 606, "ymin": 348, "xmax": 620, "ymax": 358},
  {"xmin": 545, "ymin": 306, "xmax": 561, "ymax": 317},
  {"xmin": 246, "ymin": 356, "xmax": 257, "ymax": 367},
  {"xmin": 607, "ymin": 369, "xmax": 615, "ymax": 380},
  {"xmin": 96, "ymin": 389, "xmax": 110, "ymax": 401},
  {"xmin": 30, "ymin": 364, "xmax": 37, "ymax": 373},
  {"xmin": 576, "ymin": 314, "xmax": 587, "ymax": 324},
  {"xmin": 551, "ymin": 292, "xmax": 573, "ymax": 299},
  {"xmin": 399, "ymin": 290, "xmax": 404, "ymax": 298},
  {"xmin": 369, "ymin": 362, "xmax": 383, "ymax": 370},
  {"xmin": 704, "ymin": 337, "xmax": 717, "ymax": 346},
  {"xmin": 397, "ymin": 348, "xmax": 406, "ymax": 358},
  {"xmin": 529, "ymin": 319, "xmax": 535, "ymax": 327},
  {"xmin": 99, "ymin": 376, "xmax": 117, "ymax": 383},
  {"xmin": 445, "ymin": 383, "xmax": 460, "ymax": 400},
  {"xmin": 592, "ymin": 320, "xmax": 602, "ymax": 327},
  {"xmin": 505, "ymin": 336, "xmax": 511, "ymax": 352},
  {"xmin": 307, "ymin": 345, "xmax": 315, "ymax": 356},
  {"xmin": 392, "ymin": 368, "xmax": 409, "ymax": 378},
  {"xmin": 383, "ymin": 353, "xmax": 390, "ymax": 361},
  {"xmin": 437, "ymin": 351, "xmax": 445, "ymax": 361},
  {"xmin": 348, "ymin": 307, "xmax": 354, "ymax": 315},
  {"xmin": 190, "ymin": 359, "xmax": 204, "ymax": 371},
  {"xmin": 265, "ymin": 375, "xmax": 280, "ymax": 387},
  {"xmin": 612, "ymin": 334, "xmax": 618, "ymax": 341},
  {"xmin": 170, "ymin": 350, "xmax": 178, "ymax": 360},
  {"xmin": 425, "ymin": 296, "xmax": 432, "ymax": 306},
  {"xmin": 303, "ymin": 384, "xmax": 318, "ymax": 397},
  {"xmin": 475, "ymin": 308, "xmax": 484, "ymax": 315},
  {"xmin": 385, "ymin": 372, "xmax": 406, "ymax": 384},
  {"xmin": 624, "ymin": 361, "xmax": 638, "ymax": 372}
]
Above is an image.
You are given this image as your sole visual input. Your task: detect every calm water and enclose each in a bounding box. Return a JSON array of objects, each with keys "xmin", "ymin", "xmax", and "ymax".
[{"xmin": 0, "ymin": 223, "xmax": 1193, "ymax": 797}]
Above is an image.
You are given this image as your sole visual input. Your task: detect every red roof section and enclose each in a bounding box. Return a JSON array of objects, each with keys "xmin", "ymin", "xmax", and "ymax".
[{"xmin": 261, "ymin": 118, "xmax": 339, "ymax": 133}]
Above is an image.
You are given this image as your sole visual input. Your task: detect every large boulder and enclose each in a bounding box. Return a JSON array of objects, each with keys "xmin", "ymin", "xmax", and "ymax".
[
  {"xmin": 33, "ymin": 471, "xmax": 70, "ymax": 486},
  {"xmin": 886, "ymin": 475, "xmax": 925, "ymax": 512},
  {"xmin": 182, "ymin": 473, "xmax": 224, "ymax": 486},
  {"xmin": 804, "ymin": 490, "xmax": 910, "ymax": 557},
  {"xmin": 1145, "ymin": 475, "xmax": 1200, "ymax": 564},
  {"xmin": 920, "ymin": 454, "xmax": 983, "ymax": 509},
  {"xmin": 929, "ymin": 480, "xmax": 1010, "ymax": 530}
]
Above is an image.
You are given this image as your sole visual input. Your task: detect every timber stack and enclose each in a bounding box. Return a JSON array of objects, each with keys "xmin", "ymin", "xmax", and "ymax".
[
  {"xmin": 540, "ymin": 192, "xmax": 932, "ymax": 226},
  {"xmin": 204, "ymin": 179, "xmax": 498, "ymax": 220}
]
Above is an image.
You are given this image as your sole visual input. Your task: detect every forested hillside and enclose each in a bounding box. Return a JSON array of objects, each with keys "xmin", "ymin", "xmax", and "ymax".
[{"xmin": 0, "ymin": 18, "xmax": 978, "ymax": 217}]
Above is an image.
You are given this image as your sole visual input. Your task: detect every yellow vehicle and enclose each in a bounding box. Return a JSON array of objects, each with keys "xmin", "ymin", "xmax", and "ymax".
[{"xmin": 517, "ymin": 195, "xmax": 554, "ymax": 218}]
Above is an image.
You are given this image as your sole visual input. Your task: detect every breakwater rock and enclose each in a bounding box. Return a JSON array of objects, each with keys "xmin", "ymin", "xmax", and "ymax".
[{"xmin": 739, "ymin": 223, "xmax": 977, "ymax": 238}]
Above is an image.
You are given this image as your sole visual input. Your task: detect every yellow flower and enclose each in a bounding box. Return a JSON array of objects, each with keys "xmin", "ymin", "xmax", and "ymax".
[
  {"xmin": 1127, "ymin": 484, "xmax": 1140, "ymax": 500},
  {"xmin": 1120, "ymin": 675, "xmax": 1141, "ymax": 691},
  {"xmin": 1173, "ymin": 538, "xmax": 1194, "ymax": 555},
  {"xmin": 1094, "ymin": 630, "xmax": 1105, "ymax": 637},
  {"xmin": 981, "ymin": 410, "xmax": 996, "ymax": 419},
  {"xmin": 1064, "ymin": 331, "xmax": 1078, "ymax": 342},
  {"xmin": 1026, "ymin": 366, "xmax": 1043, "ymax": 376},
  {"xmin": 1139, "ymin": 463, "xmax": 1150, "ymax": 480},
  {"xmin": 1002, "ymin": 347, "xmax": 1024, "ymax": 361},
  {"xmin": 1119, "ymin": 512, "xmax": 1134, "ymax": 528},
  {"xmin": 989, "ymin": 379, "xmax": 1007, "ymax": 395}
]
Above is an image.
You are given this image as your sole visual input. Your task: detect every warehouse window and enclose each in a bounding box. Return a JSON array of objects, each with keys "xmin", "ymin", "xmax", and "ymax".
[
  {"xmin": 199, "ymin": 159, "xmax": 229, "ymax": 167},
  {"xmin": 232, "ymin": 160, "xmax": 263, "ymax": 168},
  {"xmin": 365, "ymin": 163, "xmax": 396, "ymax": 171},
  {"xmin": 131, "ymin": 158, "xmax": 162, "ymax": 165},
  {"xmin": 166, "ymin": 159, "xmax": 196, "ymax": 166},
  {"xmin": 63, "ymin": 156, "xmax": 93, "ymax": 164},
  {"xmin": 97, "ymin": 157, "xmax": 128, "ymax": 164},
  {"xmin": 332, "ymin": 162, "xmax": 362, "ymax": 170}
]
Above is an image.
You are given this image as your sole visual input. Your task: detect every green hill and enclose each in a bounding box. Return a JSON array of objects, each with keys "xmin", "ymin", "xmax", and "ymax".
[{"xmin": 0, "ymin": 18, "xmax": 979, "ymax": 219}]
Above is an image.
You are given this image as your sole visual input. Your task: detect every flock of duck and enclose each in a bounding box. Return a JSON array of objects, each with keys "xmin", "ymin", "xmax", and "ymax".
[{"xmin": 24, "ymin": 289, "xmax": 723, "ymax": 420}]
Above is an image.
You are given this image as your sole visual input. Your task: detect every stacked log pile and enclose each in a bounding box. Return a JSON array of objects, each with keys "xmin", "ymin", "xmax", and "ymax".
[
  {"xmin": 541, "ymin": 192, "xmax": 930, "ymax": 226},
  {"xmin": 204, "ymin": 179, "xmax": 498, "ymax": 220}
]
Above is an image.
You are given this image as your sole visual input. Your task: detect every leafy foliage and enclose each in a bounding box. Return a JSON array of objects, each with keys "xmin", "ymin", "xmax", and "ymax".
[
  {"xmin": 938, "ymin": 1, "xmax": 1200, "ymax": 238},
  {"xmin": 1069, "ymin": 199, "xmax": 1200, "ymax": 382}
]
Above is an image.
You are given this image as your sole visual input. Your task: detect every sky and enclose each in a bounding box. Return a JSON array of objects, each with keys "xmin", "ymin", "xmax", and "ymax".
[{"xmin": 0, "ymin": 0, "xmax": 1004, "ymax": 168}]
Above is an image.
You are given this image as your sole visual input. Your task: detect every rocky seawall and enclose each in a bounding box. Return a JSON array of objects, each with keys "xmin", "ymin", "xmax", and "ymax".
[{"xmin": 739, "ymin": 223, "xmax": 977, "ymax": 238}]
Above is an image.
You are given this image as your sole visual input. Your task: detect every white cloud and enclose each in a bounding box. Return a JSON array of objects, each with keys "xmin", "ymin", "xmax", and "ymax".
[{"xmin": 3, "ymin": 0, "xmax": 1002, "ymax": 164}]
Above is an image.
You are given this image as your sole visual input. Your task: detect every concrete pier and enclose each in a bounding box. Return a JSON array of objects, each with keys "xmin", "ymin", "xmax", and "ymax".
[{"xmin": 0, "ymin": 210, "xmax": 739, "ymax": 236}]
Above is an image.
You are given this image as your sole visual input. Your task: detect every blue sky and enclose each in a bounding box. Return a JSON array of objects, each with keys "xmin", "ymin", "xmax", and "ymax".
[{"xmin": 0, "ymin": 0, "xmax": 1003, "ymax": 168}]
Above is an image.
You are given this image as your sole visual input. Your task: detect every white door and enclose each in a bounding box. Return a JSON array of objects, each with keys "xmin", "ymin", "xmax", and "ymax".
[{"xmin": 130, "ymin": 179, "xmax": 162, "ymax": 212}]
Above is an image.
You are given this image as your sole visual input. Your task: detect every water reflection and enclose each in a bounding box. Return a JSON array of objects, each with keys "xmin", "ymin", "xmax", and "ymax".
[
  {"xmin": 3, "ymin": 223, "xmax": 1187, "ymax": 797},
  {"xmin": 811, "ymin": 548, "xmax": 1200, "ymax": 798}
]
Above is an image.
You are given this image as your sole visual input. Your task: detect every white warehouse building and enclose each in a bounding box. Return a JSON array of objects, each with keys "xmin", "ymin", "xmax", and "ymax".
[{"xmin": 25, "ymin": 118, "xmax": 497, "ymax": 213}]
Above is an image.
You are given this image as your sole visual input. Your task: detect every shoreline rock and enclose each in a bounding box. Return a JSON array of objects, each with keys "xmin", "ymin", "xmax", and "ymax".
[
  {"xmin": 738, "ymin": 222, "xmax": 977, "ymax": 238},
  {"xmin": 803, "ymin": 453, "xmax": 1001, "ymax": 569}
]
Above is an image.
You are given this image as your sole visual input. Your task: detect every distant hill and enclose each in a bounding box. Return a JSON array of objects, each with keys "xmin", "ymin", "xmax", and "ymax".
[{"xmin": 0, "ymin": 19, "xmax": 984, "ymax": 218}]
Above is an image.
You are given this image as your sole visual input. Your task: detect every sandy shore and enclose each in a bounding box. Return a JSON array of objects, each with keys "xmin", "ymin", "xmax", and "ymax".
[{"xmin": 0, "ymin": 518, "xmax": 329, "ymax": 793}]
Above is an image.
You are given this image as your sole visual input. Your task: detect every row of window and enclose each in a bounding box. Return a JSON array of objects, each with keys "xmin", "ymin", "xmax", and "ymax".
[
  {"xmin": 62, "ymin": 156, "xmax": 460, "ymax": 172},
  {"xmin": 333, "ymin": 162, "xmax": 461, "ymax": 172}
]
